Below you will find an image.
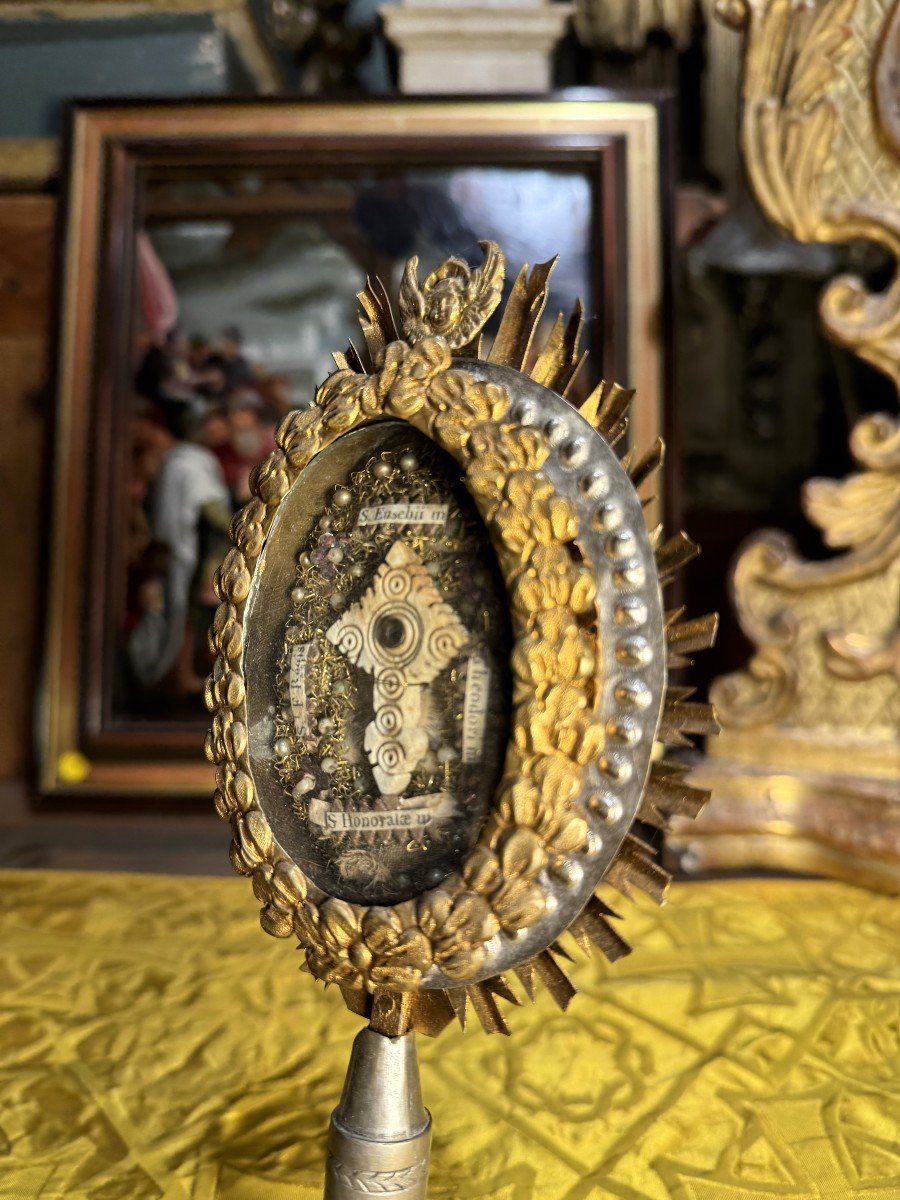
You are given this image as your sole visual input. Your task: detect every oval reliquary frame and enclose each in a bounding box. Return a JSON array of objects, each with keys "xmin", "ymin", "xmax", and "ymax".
[{"xmin": 206, "ymin": 243, "xmax": 718, "ymax": 1037}]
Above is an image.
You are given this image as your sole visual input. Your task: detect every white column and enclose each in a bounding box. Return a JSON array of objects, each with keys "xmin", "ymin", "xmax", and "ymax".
[{"xmin": 380, "ymin": 0, "xmax": 573, "ymax": 95}]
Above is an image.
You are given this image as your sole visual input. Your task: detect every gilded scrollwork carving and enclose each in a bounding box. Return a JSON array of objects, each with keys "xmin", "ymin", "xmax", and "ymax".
[
  {"xmin": 671, "ymin": 1, "xmax": 900, "ymax": 893},
  {"xmin": 575, "ymin": 0, "xmax": 697, "ymax": 51},
  {"xmin": 710, "ymin": 413, "xmax": 900, "ymax": 768},
  {"xmin": 874, "ymin": 3, "xmax": 900, "ymax": 155},
  {"xmin": 724, "ymin": 0, "xmax": 900, "ymax": 390},
  {"xmin": 804, "ymin": 412, "xmax": 900, "ymax": 554}
]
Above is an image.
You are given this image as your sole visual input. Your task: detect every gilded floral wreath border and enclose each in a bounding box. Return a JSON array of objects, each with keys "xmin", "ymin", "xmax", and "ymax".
[{"xmin": 206, "ymin": 336, "xmax": 600, "ymax": 996}]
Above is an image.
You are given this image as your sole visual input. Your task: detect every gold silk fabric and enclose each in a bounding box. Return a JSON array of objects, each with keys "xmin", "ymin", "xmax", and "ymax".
[{"xmin": 0, "ymin": 869, "xmax": 898, "ymax": 1199}]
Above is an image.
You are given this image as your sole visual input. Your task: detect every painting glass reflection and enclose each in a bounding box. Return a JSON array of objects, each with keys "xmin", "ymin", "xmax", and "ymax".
[{"xmin": 122, "ymin": 167, "xmax": 597, "ymax": 725}]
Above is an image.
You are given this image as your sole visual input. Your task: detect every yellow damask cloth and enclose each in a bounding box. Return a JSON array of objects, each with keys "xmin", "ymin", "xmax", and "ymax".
[{"xmin": 0, "ymin": 870, "xmax": 897, "ymax": 1199}]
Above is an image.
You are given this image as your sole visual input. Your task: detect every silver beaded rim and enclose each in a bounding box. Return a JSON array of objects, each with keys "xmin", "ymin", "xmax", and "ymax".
[{"xmin": 422, "ymin": 361, "xmax": 666, "ymax": 987}]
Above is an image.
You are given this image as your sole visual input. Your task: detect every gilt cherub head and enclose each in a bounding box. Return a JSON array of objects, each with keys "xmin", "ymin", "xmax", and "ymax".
[{"xmin": 399, "ymin": 239, "xmax": 505, "ymax": 350}]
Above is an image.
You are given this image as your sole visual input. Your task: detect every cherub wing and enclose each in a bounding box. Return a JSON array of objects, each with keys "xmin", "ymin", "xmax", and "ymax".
[
  {"xmin": 399, "ymin": 254, "xmax": 428, "ymax": 343},
  {"xmin": 455, "ymin": 239, "xmax": 505, "ymax": 345}
]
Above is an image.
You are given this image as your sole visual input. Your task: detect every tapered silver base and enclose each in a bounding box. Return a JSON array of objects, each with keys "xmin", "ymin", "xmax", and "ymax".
[{"xmin": 324, "ymin": 1028, "xmax": 431, "ymax": 1200}]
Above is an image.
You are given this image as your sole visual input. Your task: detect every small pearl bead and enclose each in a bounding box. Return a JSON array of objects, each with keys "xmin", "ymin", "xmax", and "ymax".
[
  {"xmin": 606, "ymin": 716, "xmax": 642, "ymax": 746},
  {"xmin": 587, "ymin": 830, "xmax": 604, "ymax": 855},
  {"xmin": 615, "ymin": 678, "xmax": 652, "ymax": 708},
  {"xmin": 400, "ymin": 453, "xmax": 418, "ymax": 472},
  {"xmin": 580, "ymin": 471, "xmax": 608, "ymax": 499},
  {"xmin": 560, "ymin": 438, "xmax": 588, "ymax": 468},
  {"xmin": 600, "ymin": 754, "xmax": 633, "ymax": 783},
  {"xmin": 592, "ymin": 503, "xmax": 622, "ymax": 532},
  {"xmin": 590, "ymin": 793, "xmax": 624, "ymax": 824},
  {"xmin": 614, "ymin": 561, "xmax": 646, "ymax": 588},
  {"xmin": 551, "ymin": 858, "xmax": 583, "ymax": 888},
  {"xmin": 333, "ymin": 487, "xmax": 353, "ymax": 508},
  {"xmin": 543, "ymin": 417, "xmax": 566, "ymax": 446},
  {"xmin": 615, "ymin": 598, "xmax": 648, "ymax": 627},
  {"xmin": 606, "ymin": 530, "xmax": 637, "ymax": 560},
  {"xmin": 616, "ymin": 636, "xmax": 652, "ymax": 666}
]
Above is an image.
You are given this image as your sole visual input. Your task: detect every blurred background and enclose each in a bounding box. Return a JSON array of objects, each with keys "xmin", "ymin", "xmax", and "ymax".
[{"xmin": 0, "ymin": 0, "xmax": 896, "ymax": 878}]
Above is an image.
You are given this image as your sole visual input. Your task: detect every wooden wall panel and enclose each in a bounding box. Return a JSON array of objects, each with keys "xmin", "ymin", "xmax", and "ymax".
[{"xmin": 0, "ymin": 195, "xmax": 55, "ymax": 780}]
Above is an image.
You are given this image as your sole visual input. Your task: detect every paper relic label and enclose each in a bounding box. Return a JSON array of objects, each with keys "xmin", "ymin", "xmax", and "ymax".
[
  {"xmin": 356, "ymin": 502, "xmax": 448, "ymax": 527},
  {"xmin": 462, "ymin": 656, "xmax": 491, "ymax": 763},
  {"xmin": 288, "ymin": 641, "xmax": 319, "ymax": 736},
  {"xmin": 308, "ymin": 793, "xmax": 455, "ymax": 833}
]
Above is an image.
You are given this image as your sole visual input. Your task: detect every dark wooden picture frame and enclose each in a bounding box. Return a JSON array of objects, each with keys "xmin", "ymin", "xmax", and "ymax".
[{"xmin": 40, "ymin": 94, "xmax": 673, "ymax": 800}]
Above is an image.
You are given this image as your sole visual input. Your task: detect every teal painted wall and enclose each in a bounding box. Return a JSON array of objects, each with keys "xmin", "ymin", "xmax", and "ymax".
[{"xmin": 0, "ymin": 15, "xmax": 261, "ymax": 137}]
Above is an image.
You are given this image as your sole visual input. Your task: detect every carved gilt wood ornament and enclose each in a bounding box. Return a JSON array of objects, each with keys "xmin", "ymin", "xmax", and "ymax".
[
  {"xmin": 671, "ymin": 0, "xmax": 900, "ymax": 890},
  {"xmin": 717, "ymin": 0, "xmax": 900, "ymax": 388},
  {"xmin": 205, "ymin": 241, "xmax": 718, "ymax": 1042}
]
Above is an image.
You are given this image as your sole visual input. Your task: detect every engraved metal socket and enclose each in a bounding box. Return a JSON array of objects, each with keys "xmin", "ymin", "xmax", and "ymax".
[{"xmin": 325, "ymin": 1028, "xmax": 431, "ymax": 1200}]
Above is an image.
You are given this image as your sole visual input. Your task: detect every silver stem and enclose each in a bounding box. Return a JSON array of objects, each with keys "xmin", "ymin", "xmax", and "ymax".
[{"xmin": 324, "ymin": 1027, "xmax": 431, "ymax": 1200}]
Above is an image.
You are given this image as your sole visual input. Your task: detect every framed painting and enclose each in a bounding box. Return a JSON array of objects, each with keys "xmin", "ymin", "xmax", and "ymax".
[{"xmin": 40, "ymin": 94, "xmax": 674, "ymax": 799}]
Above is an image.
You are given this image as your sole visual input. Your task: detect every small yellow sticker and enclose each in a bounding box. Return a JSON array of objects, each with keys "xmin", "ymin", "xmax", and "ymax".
[{"xmin": 57, "ymin": 751, "xmax": 90, "ymax": 785}]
